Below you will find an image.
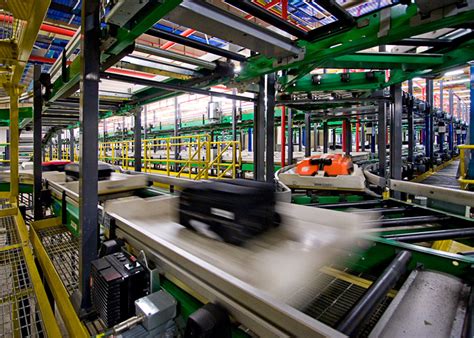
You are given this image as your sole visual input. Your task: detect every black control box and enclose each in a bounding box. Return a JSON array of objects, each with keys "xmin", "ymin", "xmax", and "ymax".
[{"xmin": 91, "ymin": 252, "xmax": 149, "ymax": 327}]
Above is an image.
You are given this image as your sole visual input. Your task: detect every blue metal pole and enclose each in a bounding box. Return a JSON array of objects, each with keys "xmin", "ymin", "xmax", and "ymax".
[
  {"xmin": 449, "ymin": 89, "xmax": 454, "ymax": 154},
  {"xmin": 371, "ymin": 133, "xmax": 376, "ymax": 153},
  {"xmin": 248, "ymin": 128, "xmax": 252, "ymax": 151},
  {"xmin": 448, "ymin": 123, "xmax": 454, "ymax": 153}
]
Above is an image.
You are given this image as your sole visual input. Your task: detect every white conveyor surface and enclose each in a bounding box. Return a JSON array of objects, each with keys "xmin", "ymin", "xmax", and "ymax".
[{"xmin": 105, "ymin": 195, "xmax": 369, "ymax": 307}]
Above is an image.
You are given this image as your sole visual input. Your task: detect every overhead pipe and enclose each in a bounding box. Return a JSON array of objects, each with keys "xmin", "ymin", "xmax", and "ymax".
[
  {"xmin": 161, "ymin": 28, "xmax": 196, "ymax": 50},
  {"xmin": 0, "ymin": 14, "xmax": 76, "ymax": 37}
]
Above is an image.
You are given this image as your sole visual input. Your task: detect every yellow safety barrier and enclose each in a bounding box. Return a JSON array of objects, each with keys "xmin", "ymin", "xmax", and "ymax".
[
  {"xmin": 458, "ymin": 145, "xmax": 474, "ymax": 190},
  {"xmin": 99, "ymin": 140, "xmax": 134, "ymax": 168},
  {"xmin": 49, "ymin": 134, "xmax": 242, "ymax": 180},
  {"xmin": 144, "ymin": 134, "xmax": 210, "ymax": 178}
]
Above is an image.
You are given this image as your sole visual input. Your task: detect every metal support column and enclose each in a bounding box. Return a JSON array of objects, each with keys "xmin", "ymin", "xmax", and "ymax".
[
  {"xmin": 355, "ymin": 117, "xmax": 360, "ymax": 152},
  {"xmin": 281, "ymin": 106, "xmax": 286, "ymax": 167},
  {"xmin": 265, "ymin": 74, "xmax": 276, "ymax": 182},
  {"xmin": 305, "ymin": 113, "xmax": 311, "ymax": 157},
  {"xmin": 469, "ymin": 64, "xmax": 474, "ymax": 178},
  {"xmin": 134, "ymin": 107, "xmax": 142, "ymax": 172},
  {"xmin": 323, "ymin": 120, "xmax": 329, "ymax": 153},
  {"xmin": 298, "ymin": 126, "xmax": 302, "ymax": 152},
  {"xmin": 390, "ymin": 84, "xmax": 403, "ymax": 198},
  {"xmin": 232, "ymin": 89, "xmax": 237, "ymax": 142},
  {"xmin": 361, "ymin": 121, "xmax": 365, "ymax": 151},
  {"xmin": 9, "ymin": 91, "xmax": 19, "ymax": 200},
  {"xmin": 407, "ymin": 80, "xmax": 415, "ymax": 163},
  {"xmin": 70, "ymin": 129, "xmax": 75, "ymax": 161},
  {"xmin": 378, "ymin": 101, "xmax": 387, "ymax": 177},
  {"xmin": 49, "ymin": 144, "xmax": 52, "ymax": 160},
  {"xmin": 143, "ymin": 105, "xmax": 147, "ymax": 141},
  {"xmin": 449, "ymin": 89, "xmax": 454, "ymax": 154},
  {"xmin": 78, "ymin": 0, "xmax": 100, "ymax": 311},
  {"xmin": 426, "ymin": 79, "xmax": 435, "ymax": 164},
  {"xmin": 287, "ymin": 108, "xmax": 293, "ymax": 164},
  {"xmin": 33, "ymin": 65, "xmax": 43, "ymax": 220},
  {"xmin": 313, "ymin": 122, "xmax": 318, "ymax": 151},
  {"xmin": 253, "ymin": 76, "xmax": 265, "ymax": 181},
  {"xmin": 57, "ymin": 131, "xmax": 62, "ymax": 160},
  {"xmin": 439, "ymin": 80, "xmax": 444, "ymax": 112},
  {"xmin": 344, "ymin": 118, "xmax": 352, "ymax": 156}
]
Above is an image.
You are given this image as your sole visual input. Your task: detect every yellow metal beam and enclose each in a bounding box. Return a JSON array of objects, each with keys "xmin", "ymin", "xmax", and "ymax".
[
  {"xmin": 9, "ymin": 91, "xmax": 19, "ymax": 201},
  {"xmin": 10, "ymin": 0, "xmax": 52, "ymax": 85},
  {"xmin": 15, "ymin": 212, "xmax": 62, "ymax": 337}
]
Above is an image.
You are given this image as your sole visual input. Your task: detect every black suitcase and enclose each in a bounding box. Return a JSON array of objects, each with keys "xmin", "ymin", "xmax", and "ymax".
[
  {"xmin": 65, "ymin": 162, "xmax": 114, "ymax": 180},
  {"xmin": 179, "ymin": 179, "xmax": 279, "ymax": 245}
]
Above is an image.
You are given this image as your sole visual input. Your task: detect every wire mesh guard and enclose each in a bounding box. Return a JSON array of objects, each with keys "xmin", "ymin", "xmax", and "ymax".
[
  {"xmin": 37, "ymin": 225, "xmax": 79, "ymax": 295},
  {"xmin": 0, "ymin": 247, "xmax": 46, "ymax": 337},
  {"xmin": 299, "ymin": 269, "xmax": 392, "ymax": 337},
  {"xmin": 0, "ymin": 215, "xmax": 20, "ymax": 247}
]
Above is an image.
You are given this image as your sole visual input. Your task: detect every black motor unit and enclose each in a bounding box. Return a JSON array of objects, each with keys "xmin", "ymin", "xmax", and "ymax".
[
  {"xmin": 178, "ymin": 179, "xmax": 280, "ymax": 245},
  {"xmin": 91, "ymin": 252, "xmax": 149, "ymax": 327}
]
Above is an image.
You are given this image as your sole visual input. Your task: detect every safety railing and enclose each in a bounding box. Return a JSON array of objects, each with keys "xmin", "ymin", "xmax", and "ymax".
[
  {"xmin": 196, "ymin": 140, "xmax": 241, "ymax": 179},
  {"xmin": 458, "ymin": 144, "xmax": 474, "ymax": 190},
  {"xmin": 144, "ymin": 134, "xmax": 211, "ymax": 178},
  {"xmin": 44, "ymin": 144, "xmax": 79, "ymax": 162},
  {"xmin": 99, "ymin": 140, "xmax": 134, "ymax": 168},
  {"xmin": 46, "ymin": 135, "xmax": 242, "ymax": 179},
  {"xmin": 95, "ymin": 134, "xmax": 241, "ymax": 179}
]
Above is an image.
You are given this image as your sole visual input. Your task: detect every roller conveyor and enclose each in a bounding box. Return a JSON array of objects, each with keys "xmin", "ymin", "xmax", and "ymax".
[
  {"xmin": 102, "ymin": 192, "xmax": 473, "ymax": 337},
  {"xmin": 40, "ymin": 172, "xmax": 474, "ymax": 337}
]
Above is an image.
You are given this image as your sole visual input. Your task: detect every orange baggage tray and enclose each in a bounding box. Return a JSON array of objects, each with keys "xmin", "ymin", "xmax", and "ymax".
[{"xmin": 295, "ymin": 154, "xmax": 353, "ymax": 176}]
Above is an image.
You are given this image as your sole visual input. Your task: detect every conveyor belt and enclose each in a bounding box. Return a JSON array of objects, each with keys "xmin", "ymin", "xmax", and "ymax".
[{"xmin": 420, "ymin": 160, "xmax": 460, "ymax": 189}]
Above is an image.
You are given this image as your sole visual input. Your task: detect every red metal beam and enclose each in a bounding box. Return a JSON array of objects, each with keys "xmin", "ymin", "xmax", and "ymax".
[
  {"xmin": 356, "ymin": 117, "xmax": 360, "ymax": 152},
  {"xmin": 281, "ymin": 0, "xmax": 288, "ymax": 20}
]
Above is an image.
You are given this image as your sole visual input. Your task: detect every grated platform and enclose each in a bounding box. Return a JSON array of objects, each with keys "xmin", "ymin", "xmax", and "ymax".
[
  {"xmin": 0, "ymin": 215, "xmax": 20, "ymax": 247},
  {"xmin": 37, "ymin": 225, "xmax": 79, "ymax": 295},
  {"xmin": 0, "ymin": 247, "xmax": 47, "ymax": 337}
]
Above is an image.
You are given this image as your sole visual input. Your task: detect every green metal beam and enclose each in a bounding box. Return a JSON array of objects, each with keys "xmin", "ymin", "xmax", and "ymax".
[
  {"xmin": 287, "ymin": 71, "xmax": 386, "ymax": 93},
  {"xmin": 239, "ymin": 3, "xmax": 474, "ymax": 84},
  {"xmin": 330, "ymin": 52, "xmax": 444, "ymax": 70},
  {"xmin": 48, "ymin": 0, "xmax": 182, "ymax": 102},
  {"xmin": 104, "ymin": 0, "xmax": 182, "ymax": 59}
]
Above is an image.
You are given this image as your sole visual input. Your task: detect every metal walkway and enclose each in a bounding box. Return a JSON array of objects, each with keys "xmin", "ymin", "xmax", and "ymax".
[
  {"xmin": 0, "ymin": 202, "xmax": 61, "ymax": 337},
  {"xmin": 421, "ymin": 160, "xmax": 461, "ymax": 189}
]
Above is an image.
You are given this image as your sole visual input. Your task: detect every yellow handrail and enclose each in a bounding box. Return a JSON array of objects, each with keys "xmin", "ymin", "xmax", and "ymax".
[
  {"xmin": 458, "ymin": 145, "xmax": 474, "ymax": 190},
  {"xmin": 49, "ymin": 134, "xmax": 242, "ymax": 180}
]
